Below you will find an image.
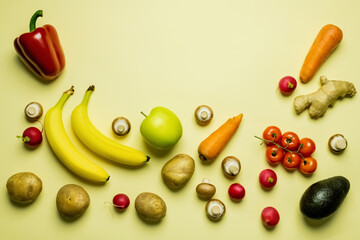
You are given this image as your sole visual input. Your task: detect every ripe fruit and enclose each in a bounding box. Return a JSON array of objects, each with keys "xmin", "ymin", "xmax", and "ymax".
[
  {"xmin": 278, "ymin": 76, "xmax": 297, "ymax": 95},
  {"xmin": 140, "ymin": 106, "xmax": 183, "ymax": 150},
  {"xmin": 280, "ymin": 131, "xmax": 300, "ymax": 151},
  {"xmin": 261, "ymin": 207, "xmax": 280, "ymax": 227},
  {"xmin": 259, "ymin": 169, "xmax": 277, "ymax": 189},
  {"xmin": 17, "ymin": 127, "xmax": 43, "ymax": 148},
  {"xmin": 262, "ymin": 126, "xmax": 282, "ymax": 144},
  {"xmin": 283, "ymin": 152, "xmax": 301, "ymax": 170},
  {"xmin": 228, "ymin": 183, "xmax": 245, "ymax": 201},
  {"xmin": 113, "ymin": 193, "xmax": 130, "ymax": 210},
  {"xmin": 299, "ymin": 157, "xmax": 317, "ymax": 174},
  {"xmin": 299, "ymin": 138, "xmax": 316, "ymax": 157},
  {"xmin": 265, "ymin": 145, "xmax": 284, "ymax": 165}
]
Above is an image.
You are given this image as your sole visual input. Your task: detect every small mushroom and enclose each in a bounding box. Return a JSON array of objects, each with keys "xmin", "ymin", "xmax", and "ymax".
[
  {"xmin": 195, "ymin": 105, "xmax": 213, "ymax": 125},
  {"xmin": 112, "ymin": 117, "xmax": 131, "ymax": 136},
  {"xmin": 328, "ymin": 134, "xmax": 347, "ymax": 154},
  {"xmin": 205, "ymin": 199, "xmax": 226, "ymax": 221},
  {"xmin": 196, "ymin": 178, "xmax": 216, "ymax": 200},
  {"xmin": 24, "ymin": 102, "xmax": 43, "ymax": 121},
  {"xmin": 221, "ymin": 156, "xmax": 241, "ymax": 178}
]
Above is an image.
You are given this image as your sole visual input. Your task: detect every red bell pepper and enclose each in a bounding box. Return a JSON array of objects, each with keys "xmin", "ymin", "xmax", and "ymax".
[{"xmin": 14, "ymin": 10, "xmax": 65, "ymax": 81}]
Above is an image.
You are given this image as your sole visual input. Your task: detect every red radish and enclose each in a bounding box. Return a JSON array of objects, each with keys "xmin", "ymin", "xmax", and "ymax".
[
  {"xmin": 17, "ymin": 127, "xmax": 43, "ymax": 148},
  {"xmin": 228, "ymin": 183, "xmax": 245, "ymax": 201},
  {"xmin": 261, "ymin": 207, "xmax": 280, "ymax": 227},
  {"xmin": 112, "ymin": 193, "xmax": 130, "ymax": 210},
  {"xmin": 278, "ymin": 76, "xmax": 297, "ymax": 95},
  {"xmin": 259, "ymin": 169, "xmax": 277, "ymax": 189}
]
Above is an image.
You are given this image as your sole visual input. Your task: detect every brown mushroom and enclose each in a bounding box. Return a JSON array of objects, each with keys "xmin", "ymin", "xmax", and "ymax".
[
  {"xmin": 221, "ymin": 156, "xmax": 241, "ymax": 178},
  {"xmin": 195, "ymin": 105, "xmax": 213, "ymax": 125},
  {"xmin": 328, "ymin": 134, "xmax": 347, "ymax": 154},
  {"xmin": 205, "ymin": 199, "xmax": 226, "ymax": 221},
  {"xmin": 112, "ymin": 117, "xmax": 131, "ymax": 136},
  {"xmin": 196, "ymin": 178, "xmax": 216, "ymax": 200},
  {"xmin": 24, "ymin": 102, "xmax": 43, "ymax": 121}
]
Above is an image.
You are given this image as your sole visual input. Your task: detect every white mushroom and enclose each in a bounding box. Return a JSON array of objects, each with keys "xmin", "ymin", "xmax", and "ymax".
[
  {"xmin": 24, "ymin": 102, "xmax": 43, "ymax": 121},
  {"xmin": 221, "ymin": 156, "xmax": 241, "ymax": 178},
  {"xmin": 196, "ymin": 178, "xmax": 216, "ymax": 200},
  {"xmin": 205, "ymin": 199, "xmax": 226, "ymax": 221},
  {"xmin": 328, "ymin": 134, "xmax": 347, "ymax": 154},
  {"xmin": 112, "ymin": 117, "xmax": 131, "ymax": 136},
  {"xmin": 195, "ymin": 105, "xmax": 213, "ymax": 125}
]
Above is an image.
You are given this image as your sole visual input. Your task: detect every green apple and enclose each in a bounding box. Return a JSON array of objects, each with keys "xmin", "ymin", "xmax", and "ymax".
[{"xmin": 140, "ymin": 106, "xmax": 183, "ymax": 150}]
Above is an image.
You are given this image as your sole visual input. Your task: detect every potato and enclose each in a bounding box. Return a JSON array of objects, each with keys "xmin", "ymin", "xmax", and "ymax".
[
  {"xmin": 135, "ymin": 192, "xmax": 166, "ymax": 222},
  {"xmin": 6, "ymin": 172, "xmax": 42, "ymax": 204},
  {"xmin": 56, "ymin": 184, "xmax": 90, "ymax": 221},
  {"xmin": 161, "ymin": 153, "xmax": 195, "ymax": 190}
]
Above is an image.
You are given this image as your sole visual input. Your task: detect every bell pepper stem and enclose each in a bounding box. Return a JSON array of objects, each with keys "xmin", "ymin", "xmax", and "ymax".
[{"xmin": 29, "ymin": 10, "xmax": 43, "ymax": 32}]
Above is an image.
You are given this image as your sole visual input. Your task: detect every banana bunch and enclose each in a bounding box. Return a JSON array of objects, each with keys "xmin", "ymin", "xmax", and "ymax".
[
  {"xmin": 44, "ymin": 87, "xmax": 110, "ymax": 183},
  {"xmin": 44, "ymin": 86, "xmax": 150, "ymax": 183},
  {"xmin": 71, "ymin": 85, "xmax": 150, "ymax": 166}
]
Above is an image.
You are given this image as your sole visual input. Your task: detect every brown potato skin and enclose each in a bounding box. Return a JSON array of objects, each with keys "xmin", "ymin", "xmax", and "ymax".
[
  {"xmin": 161, "ymin": 154, "xmax": 195, "ymax": 190},
  {"xmin": 135, "ymin": 192, "xmax": 166, "ymax": 222},
  {"xmin": 6, "ymin": 172, "xmax": 42, "ymax": 204},
  {"xmin": 56, "ymin": 184, "xmax": 90, "ymax": 221}
]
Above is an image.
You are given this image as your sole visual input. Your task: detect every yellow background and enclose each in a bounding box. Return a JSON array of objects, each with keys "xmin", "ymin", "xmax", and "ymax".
[{"xmin": 1, "ymin": 0, "xmax": 359, "ymax": 239}]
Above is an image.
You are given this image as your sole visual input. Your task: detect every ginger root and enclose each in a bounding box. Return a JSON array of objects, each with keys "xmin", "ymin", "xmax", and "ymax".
[{"xmin": 294, "ymin": 76, "xmax": 356, "ymax": 118}]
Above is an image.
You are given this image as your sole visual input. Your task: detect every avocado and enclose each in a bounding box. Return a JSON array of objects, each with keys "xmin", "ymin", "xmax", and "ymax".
[{"xmin": 300, "ymin": 176, "xmax": 350, "ymax": 219}]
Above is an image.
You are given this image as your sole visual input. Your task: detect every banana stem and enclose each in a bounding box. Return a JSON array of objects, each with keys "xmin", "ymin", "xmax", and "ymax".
[
  {"xmin": 81, "ymin": 86, "xmax": 95, "ymax": 106},
  {"xmin": 55, "ymin": 86, "xmax": 74, "ymax": 108}
]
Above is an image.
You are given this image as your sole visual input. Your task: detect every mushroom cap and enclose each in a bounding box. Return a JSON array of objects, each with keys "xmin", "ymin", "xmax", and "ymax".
[
  {"xmin": 196, "ymin": 182, "xmax": 216, "ymax": 200},
  {"xmin": 195, "ymin": 105, "xmax": 213, "ymax": 125},
  {"xmin": 221, "ymin": 156, "xmax": 241, "ymax": 178},
  {"xmin": 112, "ymin": 117, "xmax": 131, "ymax": 136},
  {"xmin": 205, "ymin": 199, "xmax": 226, "ymax": 221},
  {"xmin": 328, "ymin": 134, "xmax": 347, "ymax": 154},
  {"xmin": 24, "ymin": 102, "xmax": 43, "ymax": 121}
]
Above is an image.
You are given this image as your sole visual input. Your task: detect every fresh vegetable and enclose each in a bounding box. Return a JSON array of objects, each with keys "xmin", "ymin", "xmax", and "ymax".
[
  {"xmin": 328, "ymin": 134, "xmax": 347, "ymax": 154},
  {"xmin": 228, "ymin": 183, "xmax": 246, "ymax": 201},
  {"xmin": 299, "ymin": 157, "xmax": 317, "ymax": 174},
  {"xmin": 112, "ymin": 117, "xmax": 131, "ymax": 136},
  {"xmin": 259, "ymin": 169, "xmax": 277, "ymax": 189},
  {"xmin": 140, "ymin": 106, "xmax": 183, "ymax": 150},
  {"xmin": 198, "ymin": 114, "xmax": 243, "ymax": 162},
  {"xmin": 261, "ymin": 207, "xmax": 280, "ymax": 227},
  {"xmin": 278, "ymin": 76, "xmax": 297, "ymax": 95},
  {"xmin": 221, "ymin": 156, "xmax": 241, "ymax": 178},
  {"xmin": 6, "ymin": 172, "xmax": 42, "ymax": 204},
  {"xmin": 71, "ymin": 86, "xmax": 150, "ymax": 166},
  {"xmin": 56, "ymin": 184, "xmax": 90, "ymax": 221},
  {"xmin": 300, "ymin": 24, "xmax": 343, "ymax": 83},
  {"xmin": 195, "ymin": 105, "xmax": 213, "ymax": 125},
  {"xmin": 14, "ymin": 10, "xmax": 65, "ymax": 81},
  {"xmin": 44, "ymin": 86, "xmax": 110, "ymax": 183},
  {"xmin": 135, "ymin": 192, "xmax": 167, "ymax": 222},
  {"xmin": 113, "ymin": 193, "xmax": 130, "ymax": 210},
  {"xmin": 283, "ymin": 152, "xmax": 301, "ymax": 170},
  {"xmin": 294, "ymin": 76, "xmax": 356, "ymax": 118},
  {"xmin": 299, "ymin": 138, "xmax": 316, "ymax": 157},
  {"xmin": 265, "ymin": 145, "xmax": 284, "ymax": 165},
  {"xmin": 280, "ymin": 132, "xmax": 300, "ymax": 151},
  {"xmin": 205, "ymin": 199, "xmax": 226, "ymax": 221},
  {"xmin": 161, "ymin": 154, "xmax": 195, "ymax": 190},
  {"xmin": 300, "ymin": 176, "xmax": 350, "ymax": 219},
  {"xmin": 24, "ymin": 102, "xmax": 43, "ymax": 121},
  {"xmin": 196, "ymin": 179, "xmax": 216, "ymax": 200},
  {"xmin": 17, "ymin": 126, "xmax": 43, "ymax": 148},
  {"xmin": 262, "ymin": 126, "xmax": 282, "ymax": 145}
]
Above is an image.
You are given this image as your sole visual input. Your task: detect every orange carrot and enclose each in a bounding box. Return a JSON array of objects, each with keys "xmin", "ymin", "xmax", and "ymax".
[
  {"xmin": 198, "ymin": 113, "xmax": 243, "ymax": 162},
  {"xmin": 300, "ymin": 24, "xmax": 343, "ymax": 83}
]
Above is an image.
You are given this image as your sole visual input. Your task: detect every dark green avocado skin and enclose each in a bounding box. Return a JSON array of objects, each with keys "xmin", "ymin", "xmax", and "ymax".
[{"xmin": 300, "ymin": 176, "xmax": 350, "ymax": 219}]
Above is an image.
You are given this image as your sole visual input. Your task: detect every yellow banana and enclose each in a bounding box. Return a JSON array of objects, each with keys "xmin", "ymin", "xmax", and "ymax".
[
  {"xmin": 44, "ymin": 86, "xmax": 110, "ymax": 183},
  {"xmin": 71, "ymin": 86, "xmax": 150, "ymax": 166}
]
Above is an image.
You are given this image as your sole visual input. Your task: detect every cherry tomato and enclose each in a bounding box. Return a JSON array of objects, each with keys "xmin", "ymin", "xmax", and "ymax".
[
  {"xmin": 262, "ymin": 126, "xmax": 282, "ymax": 145},
  {"xmin": 282, "ymin": 152, "xmax": 301, "ymax": 170},
  {"xmin": 280, "ymin": 132, "xmax": 300, "ymax": 151},
  {"xmin": 299, "ymin": 157, "xmax": 317, "ymax": 174},
  {"xmin": 299, "ymin": 138, "xmax": 316, "ymax": 157},
  {"xmin": 265, "ymin": 145, "xmax": 284, "ymax": 165}
]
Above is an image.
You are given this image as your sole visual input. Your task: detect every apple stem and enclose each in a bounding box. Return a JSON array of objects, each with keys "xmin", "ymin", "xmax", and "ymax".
[{"xmin": 140, "ymin": 111, "xmax": 147, "ymax": 118}]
